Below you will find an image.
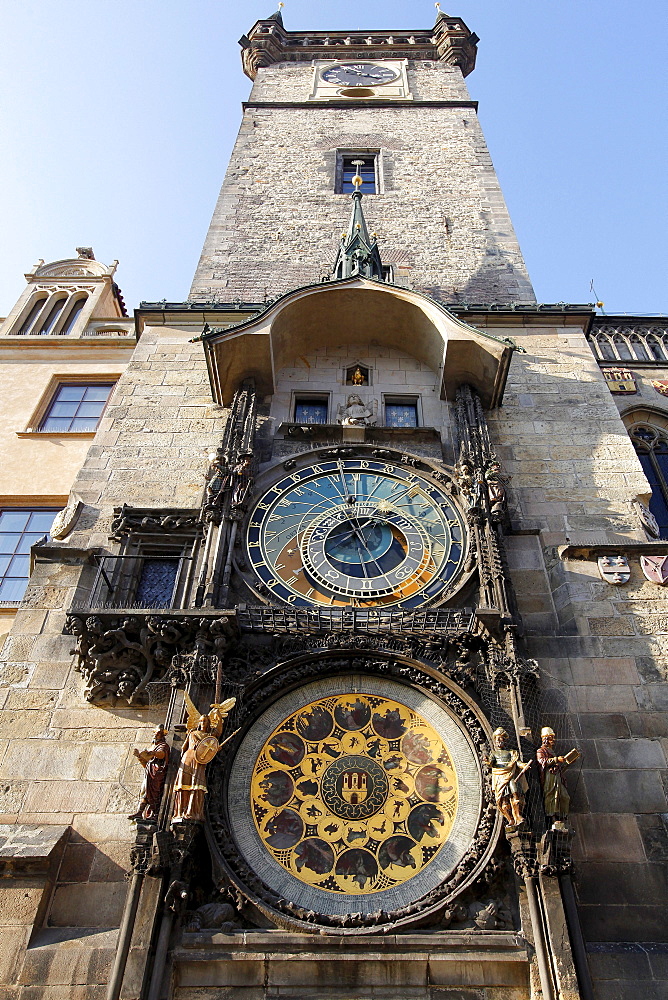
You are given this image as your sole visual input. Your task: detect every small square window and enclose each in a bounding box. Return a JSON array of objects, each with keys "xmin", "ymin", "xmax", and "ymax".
[
  {"xmin": 294, "ymin": 398, "xmax": 329, "ymax": 424},
  {"xmin": 337, "ymin": 154, "xmax": 377, "ymax": 194},
  {"xmin": 385, "ymin": 399, "xmax": 419, "ymax": 428},
  {"xmin": 39, "ymin": 382, "xmax": 115, "ymax": 432},
  {"xmin": 0, "ymin": 508, "xmax": 58, "ymax": 603}
]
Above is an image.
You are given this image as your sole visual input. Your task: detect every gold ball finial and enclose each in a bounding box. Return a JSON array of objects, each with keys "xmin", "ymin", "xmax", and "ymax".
[{"xmin": 278, "ymin": 2, "xmax": 284, "ymax": 8}]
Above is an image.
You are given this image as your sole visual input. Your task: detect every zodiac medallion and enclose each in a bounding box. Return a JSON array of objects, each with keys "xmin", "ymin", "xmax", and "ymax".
[{"xmin": 249, "ymin": 693, "xmax": 458, "ymax": 896}]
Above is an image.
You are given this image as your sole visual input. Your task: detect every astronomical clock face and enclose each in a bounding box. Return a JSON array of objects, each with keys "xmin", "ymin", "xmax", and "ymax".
[
  {"xmin": 228, "ymin": 676, "xmax": 483, "ymax": 917},
  {"xmin": 245, "ymin": 458, "xmax": 467, "ymax": 608}
]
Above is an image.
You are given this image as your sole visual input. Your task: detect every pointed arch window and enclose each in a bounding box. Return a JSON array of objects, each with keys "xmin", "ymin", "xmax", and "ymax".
[
  {"xmin": 612, "ymin": 334, "xmax": 633, "ymax": 361},
  {"xmin": 38, "ymin": 295, "xmax": 67, "ymax": 335},
  {"xmin": 630, "ymin": 425, "xmax": 668, "ymax": 539},
  {"xmin": 60, "ymin": 295, "xmax": 87, "ymax": 335},
  {"xmin": 14, "ymin": 295, "xmax": 48, "ymax": 335}
]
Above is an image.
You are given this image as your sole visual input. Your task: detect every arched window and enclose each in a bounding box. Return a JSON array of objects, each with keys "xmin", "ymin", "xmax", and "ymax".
[
  {"xmin": 629, "ymin": 335, "xmax": 649, "ymax": 361},
  {"xmin": 59, "ymin": 295, "xmax": 87, "ymax": 335},
  {"xmin": 612, "ymin": 334, "xmax": 632, "ymax": 360},
  {"xmin": 13, "ymin": 294, "xmax": 47, "ymax": 335},
  {"xmin": 38, "ymin": 295, "xmax": 67, "ymax": 335},
  {"xmin": 630, "ymin": 425, "xmax": 668, "ymax": 539},
  {"xmin": 646, "ymin": 335, "xmax": 665, "ymax": 361},
  {"xmin": 594, "ymin": 334, "xmax": 615, "ymax": 360}
]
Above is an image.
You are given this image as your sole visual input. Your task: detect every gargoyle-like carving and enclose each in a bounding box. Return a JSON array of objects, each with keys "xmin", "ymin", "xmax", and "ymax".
[
  {"xmin": 110, "ymin": 506, "xmax": 201, "ymax": 541},
  {"xmin": 65, "ymin": 613, "xmax": 235, "ymax": 705}
]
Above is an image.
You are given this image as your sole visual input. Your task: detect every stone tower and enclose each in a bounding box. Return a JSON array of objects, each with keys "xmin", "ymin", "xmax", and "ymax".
[
  {"xmin": 0, "ymin": 10, "xmax": 666, "ymax": 1000},
  {"xmin": 190, "ymin": 11, "xmax": 535, "ymax": 306}
]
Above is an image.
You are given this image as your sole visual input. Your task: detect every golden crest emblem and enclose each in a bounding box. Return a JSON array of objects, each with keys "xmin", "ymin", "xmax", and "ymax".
[
  {"xmin": 651, "ymin": 380, "xmax": 668, "ymax": 397},
  {"xmin": 603, "ymin": 368, "xmax": 636, "ymax": 394}
]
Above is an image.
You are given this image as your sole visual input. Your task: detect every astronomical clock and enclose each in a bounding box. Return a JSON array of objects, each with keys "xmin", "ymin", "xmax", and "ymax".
[{"xmin": 203, "ymin": 441, "xmax": 504, "ymax": 933}]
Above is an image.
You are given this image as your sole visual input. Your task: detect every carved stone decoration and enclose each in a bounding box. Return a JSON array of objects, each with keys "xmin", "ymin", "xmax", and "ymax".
[
  {"xmin": 65, "ymin": 613, "xmax": 236, "ymax": 705},
  {"xmin": 633, "ymin": 500, "xmax": 661, "ymax": 539},
  {"xmin": 640, "ymin": 554, "xmax": 668, "ymax": 585},
  {"xmin": 201, "ymin": 378, "xmax": 257, "ymax": 526},
  {"xmin": 207, "ymin": 651, "xmax": 499, "ymax": 935},
  {"xmin": 597, "ymin": 554, "xmax": 631, "ymax": 585},
  {"xmin": 110, "ymin": 505, "xmax": 201, "ymax": 540},
  {"xmin": 336, "ymin": 394, "xmax": 377, "ymax": 426},
  {"xmin": 50, "ymin": 497, "xmax": 84, "ymax": 540}
]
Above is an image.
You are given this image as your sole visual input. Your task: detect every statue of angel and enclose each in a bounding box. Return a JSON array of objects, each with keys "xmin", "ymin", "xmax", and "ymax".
[
  {"xmin": 337, "ymin": 394, "xmax": 377, "ymax": 427},
  {"xmin": 172, "ymin": 692, "xmax": 236, "ymax": 823}
]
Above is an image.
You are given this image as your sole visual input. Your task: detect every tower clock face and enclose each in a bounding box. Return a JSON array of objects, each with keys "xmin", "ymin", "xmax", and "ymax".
[
  {"xmin": 321, "ymin": 63, "xmax": 400, "ymax": 87},
  {"xmin": 245, "ymin": 458, "xmax": 467, "ymax": 609}
]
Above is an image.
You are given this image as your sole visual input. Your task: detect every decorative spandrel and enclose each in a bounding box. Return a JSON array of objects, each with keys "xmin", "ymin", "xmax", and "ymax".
[{"xmin": 228, "ymin": 676, "xmax": 482, "ymax": 917}]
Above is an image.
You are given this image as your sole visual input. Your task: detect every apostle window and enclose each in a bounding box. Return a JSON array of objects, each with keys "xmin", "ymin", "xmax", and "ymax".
[
  {"xmin": 336, "ymin": 153, "xmax": 378, "ymax": 194},
  {"xmin": 384, "ymin": 396, "xmax": 419, "ymax": 428},
  {"xmin": 294, "ymin": 396, "xmax": 329, "ymax": 424},
  {"xmin": 39, "ymin": 382, "xmax": 115, "ymax": 432},
  {"xmin": 0, "ymin": 509, "xmax": 58, "ymax": 603}
]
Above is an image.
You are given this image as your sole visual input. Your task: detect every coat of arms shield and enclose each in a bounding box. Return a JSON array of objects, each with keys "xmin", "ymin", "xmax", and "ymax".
[
  {"xmin": 597, "ymin": 555, "xmax": 630, "ymax": 584},
  {"xmin": 640, "ymin": 555, "xmax": 668, "ymax": 585}
]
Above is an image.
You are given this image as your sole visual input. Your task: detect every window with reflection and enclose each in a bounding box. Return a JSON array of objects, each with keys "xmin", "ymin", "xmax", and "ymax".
[
  {"xmin": 40, "ymin": 382, "xmax": 114, "ymax": 433},
  {"xmin": 0, "ymin": 510, "xmax": 58, "ymax": 602},
  {"xmin": 631, "ymin": 425, "xmax": 668, "ymax": 539}
]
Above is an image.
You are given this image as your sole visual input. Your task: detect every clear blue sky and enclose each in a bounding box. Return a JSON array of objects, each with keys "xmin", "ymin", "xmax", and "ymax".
[{"xmin": 0, "ymin": 0, "xmax": 666, "ymax": 317}]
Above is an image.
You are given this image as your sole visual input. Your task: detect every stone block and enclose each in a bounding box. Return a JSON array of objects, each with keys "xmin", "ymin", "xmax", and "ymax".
[
  {"xmin": 595, "ymin": 738, "xmax": 666, "ymax": 769},
  {"xmin": 5, "ymin": 689, "xmax": 60, "ymax": 711},
  {"xmin": 0, "ymin": 926, "xmax": 30, "ymax": 984},
  {"xmin": 578, "ymin": 714, "xmax": 630, "ymax": 739},
  {"xmin": 584, "ymin": 769, "xmax": 667, "ymax": 813},
  {"xmin": 58, "ymin": 843, "xmax": 96, "ymax": 882},
  {"xmin": 0, "ymin": 742, "xmax": 85, "ymax": 780},
  {"xmin": 89, "ymin": 842, "xmax": 130, "ymax": 882},
  {"xmin": 571, "ymin": 686, "xmax": 637, "ymax": 713},
  {"xmin": 576, "ymin": 861, "xmax": 668, "ymax": 907},
  {"xmin": 572, "ymin": 813, "xmax": 646, "ymax": 862},
  {"xmin": 83, "ymin": 744, "xmax": 128, "ymax": 782},
  {"xmin": 0, "ymin": 711, "xmax": 52, "ymax": 740},
  {"xmin": 0, "ymin": 781, "xmax": 27, "ymax": 813},
  {"xmin": 23, "ymin": 781, "xmax": 108, "ymax": 815},
  {"xmin": 19, "ymin": 928, "xmax": 116, "ymax": 985},
  {"xmin": 71, "ymin": 813, "xmax": 133, "ymax": 844},
  {"xmin": 636, "ymin": 814, "xmax": 668, "ymax": 862},
  {"xmin": 49, "ymin": 882, "xmax": 126, "ymax": 927},
  {"xmin": 0, "ymin": 884, "xmax": 43, "ymax": 925}
]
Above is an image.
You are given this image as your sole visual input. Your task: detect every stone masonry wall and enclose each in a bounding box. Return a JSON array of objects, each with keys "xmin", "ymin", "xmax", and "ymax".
[
  {"xmin": 0, "ymin": 321, "xmax": 233, "ymax": 994},
  {"xmin": 190, "ymin": 60, "xmax": 534, "ymax": 306},
  {"xmin": 482, "ymin": 319, "xmax": 668, "ymax": 996}
]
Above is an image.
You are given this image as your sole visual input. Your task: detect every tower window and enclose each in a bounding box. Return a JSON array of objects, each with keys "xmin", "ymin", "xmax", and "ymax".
[
  {"xmin": 384, "ymin": 397, "xmax": 419, "ymax": 428},
  {"xmin": 336, "ymin": 153, "xmax": 378, "ymax": 194},
  {"xmin": 630, "ymin": 425, "xmax": 668, "ymax": 538},
  {"xmin": 0, "ymin": 509, "xmax": 58, "ymax": 603},
  {"xmin": 39, "ymin": 382, "xmax": 115, "ymax": 433},
  {"xmin": 294, "ymin": 396, "xmax": 329, "ymax": 424}
]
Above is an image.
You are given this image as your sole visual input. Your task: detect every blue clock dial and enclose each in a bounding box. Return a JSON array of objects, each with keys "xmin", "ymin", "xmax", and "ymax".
[{"xmin": 245, "ymin": 459, "xmax": 467, "ymax": 609}]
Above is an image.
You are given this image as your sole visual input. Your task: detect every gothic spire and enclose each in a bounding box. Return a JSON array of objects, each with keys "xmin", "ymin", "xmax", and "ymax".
[{"xmin": 331, "ymin": 167, "xmax": 384, "ymax": 281}]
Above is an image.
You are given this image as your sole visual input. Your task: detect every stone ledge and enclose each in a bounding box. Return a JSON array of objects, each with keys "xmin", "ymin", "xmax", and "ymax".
[{"xmin": 174, "ymin": 931, "xmax": 529, "ymax": 989}]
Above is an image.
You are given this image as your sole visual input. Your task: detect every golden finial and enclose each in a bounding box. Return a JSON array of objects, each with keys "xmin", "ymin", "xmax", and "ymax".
[
  {"xmin": 352, "ymin": 158, "xmax": 365, "ymax": 189},
  {"xmin": 278, "ymin": 2, "xmax": 284, "ymax": 8}
]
